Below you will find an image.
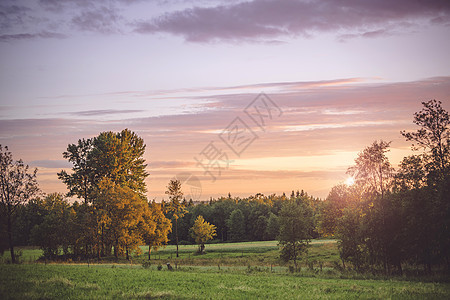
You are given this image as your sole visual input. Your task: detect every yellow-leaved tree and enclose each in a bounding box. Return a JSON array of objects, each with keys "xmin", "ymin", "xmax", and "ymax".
[
  {"xmin": 144, "ymin": 200, "xmax": 172, "ymax": 260},
  {"xmin": 190, "ymin": 215, "xmax": 216, "ymax": 254}
]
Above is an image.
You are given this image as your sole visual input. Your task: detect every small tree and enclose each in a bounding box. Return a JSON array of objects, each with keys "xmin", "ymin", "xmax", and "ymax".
[
  {"xmin": 0, "ymin": 145, "xmax": 40, "ymax": 263},
  {"xmin": 190, "ymin": 215, "xmax": 216, "ymax": 254},
  {"xmin": 278, "ymin": 199, "xmax": 312, "ymax": 271},
  {"xmin": 165, "ymin": 179, "xmax": 186, "ymax": 257}
]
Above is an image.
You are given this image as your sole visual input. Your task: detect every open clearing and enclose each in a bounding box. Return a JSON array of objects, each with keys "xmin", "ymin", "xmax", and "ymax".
[{"xmin": 1, "ymin": 240, "xmax": 449, "ymax": 299}]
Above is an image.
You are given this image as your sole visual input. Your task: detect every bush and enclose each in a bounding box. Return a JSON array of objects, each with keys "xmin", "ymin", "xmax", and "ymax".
[
  {"xmin": 157, "ymin": 264, "xmax": 162, "ymax": 271},
  {"xmin": 142, "ymin": 261, "xmax": 151, "ymax": 269}
]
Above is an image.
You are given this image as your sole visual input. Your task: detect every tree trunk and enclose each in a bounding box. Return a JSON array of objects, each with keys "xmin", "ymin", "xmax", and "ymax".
[
  {"xmin": 175, "ymin": 218, "xmax": 179, "ymax": 258},
  {"xmin": 126, "ymin": 246, "xmax": 129, "ymax": 261},
  {"xmin": 148, "ymin": 245, "xmax": 151, "ymax": 261},
  {"xmin": 7, "ymin": 212, "xmax": 16, "ymax": 264},
  {"xmin": 397, "ymin": 262, "xmax": 403, "ymax": 276},
  {"xmin": 101, "ymin": 225, "xmax": 104, "ymax": 257}
]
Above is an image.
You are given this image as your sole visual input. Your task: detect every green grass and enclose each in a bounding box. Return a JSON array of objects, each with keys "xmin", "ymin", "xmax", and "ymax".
[
  {"xmin": 1, "ymin": 264, "xmax": 449, "ymax": 299},
  {"xmin": 0, "ymin": 246, "xmax": 42, "ymax": 264},
  {"xmin": 2, "ymin": 240, "xmax": 449, "ymax": 299},
  {"xmin": 1, "ymin": 240, "xmax": 339, "ymax": 268},
  {"xmin": 140, "ymin": 239, "xmax": 339, "ymax": 268}
]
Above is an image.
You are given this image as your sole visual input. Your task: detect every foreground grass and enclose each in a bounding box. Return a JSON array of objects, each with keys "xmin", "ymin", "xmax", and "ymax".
[{"xmin": 1, "ymin": 264, "xmax": 449, "ymax": 299}]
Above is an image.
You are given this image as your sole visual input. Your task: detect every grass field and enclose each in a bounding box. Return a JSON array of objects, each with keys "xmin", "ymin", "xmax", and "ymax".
[
  {"xmin": 1, "ymin": 264, "xmax": 449, "ymax": 299},
  {"xmin": 1, "ymin": 240, "xmax": 339, "ymax": 268},
  {"xmin": 140, "ymin": 239, "xmax": 340, "ymax": 268},
  {"xmin": 2, "ymin": 240, "xmax": 449, "ymax": 299}
]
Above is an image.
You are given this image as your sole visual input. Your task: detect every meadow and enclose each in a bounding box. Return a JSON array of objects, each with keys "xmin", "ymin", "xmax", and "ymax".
[{"xmin": 1, "ymin": 240, "xmax": 449, "ymax": 299}]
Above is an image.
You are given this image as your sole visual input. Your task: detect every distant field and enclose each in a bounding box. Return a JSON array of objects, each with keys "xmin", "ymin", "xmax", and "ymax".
[
  {"xmin": 2, "ymin": 264, "xmax": 450, "ymax": 299},
  {"xmin": 1, "ymin": 240, "xmax": 339, "ymax": 268}
]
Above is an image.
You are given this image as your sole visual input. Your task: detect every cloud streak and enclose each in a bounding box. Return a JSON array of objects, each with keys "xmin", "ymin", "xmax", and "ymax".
[
  {"xmin": 134, "ymin": 0, "xmax": 450, "ymax": 42},
  {"xmin": 69, "ymin": 109, "xmax": 145, "ymax": 116},
  {"xmin": 0, "ymin": 31, "xmax": 66, "ymax": 41},
  {"xmin": 1, "ymin": 0, "xmax": 449, "ymax": 42}
]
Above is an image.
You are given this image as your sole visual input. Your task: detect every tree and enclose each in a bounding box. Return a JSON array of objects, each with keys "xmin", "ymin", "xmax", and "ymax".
[
  {"xmin": 278, "ymin": 199, "xmax": 313, "ymax": 271},
  {"xmin": 226, "ymin": 208, "xmax": 245, "ymax": 242},
  {"xmin": 58, "ymin": 138, "xmax": 93, "ymax": 204},
  {"xmin": 30, "ymin": 193, "xmax": 73, "ymax": 258},
  {"xmin": 97, "ymin": 179, "xmax": 148, "ymax": 260},
  {"xmin": 318, "ymin": 184, "xmax": 350, "ymax": 237},
  {"xmin": 165, "ymin": 179, "xmax": 186, "ymax": 257},
  {"xmin": 401, "ymin": 99, "xmax": 449, "ymax": 181},
  {"xmin": 144, "ymin": 201, "xmax": 172, "ymax": 260},
  {"xmin": 265, "ymin": 212, "xmax": 280, "ymax": 240},
  {"xmin": 0, "ymin": 145, "xmax": 40, "ymax": 263},
  {"xmin": 58, "ymin": 129, "xmax": 148, "ymax": 202},
  {"xmin": 58, "ymin": 129, "xmax": 150, "ymax": 259},
  {"xmin": 336, "ymin": 206, "xmax": 366, "ymax": 271},
  {"xmin": 347, "ymin": 140, "xmax": 394, "ymax": 198},
  {"xmin": 89, "ymin": 130, "xmax": 148, "ymax": 195},
  {"xmin": 400, "ymin": 100, "xmax": 450, "ymax": 271},
  {"xmin": 345, "ymin": 141, "xmax": 396, "ymax": 273},
  {"xmin": 190, "ymin": 215, "xmax": 216, "ymax": 254}
]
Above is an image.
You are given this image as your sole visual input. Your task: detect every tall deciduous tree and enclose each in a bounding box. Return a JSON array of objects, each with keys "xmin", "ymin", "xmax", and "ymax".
[
  {"xmin": 0, "ymin": 145, "xmax": 40, "ymax": 263},
  {"xmin": 145, "ymin": 200, "xmax": 172, "ymax": 260},
  {"xmin": 165, "ymin": 179, "xmax": 186, "ymax": 257},
  {"xmin": 58, "ymin": 139, "xmax": 93, "ymax": 204},
  {"xmin": 58, "ymin": 129, "xmax": 148, "ymax": 202},
  {"xmin": 58, "ymin": 129, "xmax": 154, "ymax": 259},
  {"xmin": 97, "ymin": 179, "xmax": 147, "ymax": 260},
  {"xmin": 401, "ymin": 99, "xmax": 449, "ymax": 180},
  {"xmin": 347, "ymin": 140, "xmax": 394, "ymax": 198},
  {"xmin": 346, "ymin": 141, "xmax": 395, "ymax": 273},
  {"xmin": 400, "ymin": 99, "xmax": 450, "ymax": 271},
  {"xmin": 278, "ymin": 199, "xmax": 313, "ymax": 271}
]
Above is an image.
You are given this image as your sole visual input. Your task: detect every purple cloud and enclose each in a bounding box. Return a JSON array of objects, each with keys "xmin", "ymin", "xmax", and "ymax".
[
  {"xmin": 71, "ymin": 6, "xmax": 121, "ymax": 34},
  {"xmin": 69, "ymin": 109, "xmax": 145, "ymax": 116},
  {"xmin": 134, "ymin": 0, "xmax": 450, "ymax": 42},
  {"xmin": 0, "ymin": 31, "xmax": 66, "ymax": 41}
]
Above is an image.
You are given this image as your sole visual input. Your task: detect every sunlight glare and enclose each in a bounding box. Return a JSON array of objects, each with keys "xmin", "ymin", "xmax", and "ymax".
[{"xmin": 345, "ymin": 177, "xmax": 355, "ymax": 186}]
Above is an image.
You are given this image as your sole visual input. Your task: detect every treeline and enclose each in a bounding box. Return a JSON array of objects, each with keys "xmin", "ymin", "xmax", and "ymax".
[
  {"xmin": 164, "ymin": 191, "xmax": 320, "ymax": 245},
  {"xmin": 3, "ymin": 190, "xmax": 319, "ymax": 257},
  {"xmin": 319, "ymin": 100, "xmax": 449, "ymax": 274}
]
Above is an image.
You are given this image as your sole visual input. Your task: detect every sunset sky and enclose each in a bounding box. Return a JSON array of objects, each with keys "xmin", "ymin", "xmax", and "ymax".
[{"xmin": 1, "ymin": 0, "xmax": 449, "ymax": 201}]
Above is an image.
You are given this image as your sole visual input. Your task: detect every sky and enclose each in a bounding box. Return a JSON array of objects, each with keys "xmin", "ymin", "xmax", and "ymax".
[{"xmin": 1, "ymin": 0, "xmax": 449, "ymax": 201}]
